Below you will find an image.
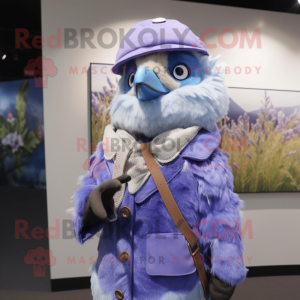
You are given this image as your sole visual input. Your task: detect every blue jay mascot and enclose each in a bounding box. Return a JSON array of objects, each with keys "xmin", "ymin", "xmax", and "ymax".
[{"xmin": 73, "ymin": 19, "xmax": 248, "ymax": 300}]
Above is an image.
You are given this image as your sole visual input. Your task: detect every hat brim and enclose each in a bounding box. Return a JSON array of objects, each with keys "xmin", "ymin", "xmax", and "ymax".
[{"xmin": 112, "ymin": 44, "xmax": 209, "ymax": 75}]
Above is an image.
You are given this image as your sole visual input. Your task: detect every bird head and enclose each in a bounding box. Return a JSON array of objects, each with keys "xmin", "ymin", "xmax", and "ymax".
[{"xmin": 108, "ymin": 19, "xmax": 229, "ymax": 139}]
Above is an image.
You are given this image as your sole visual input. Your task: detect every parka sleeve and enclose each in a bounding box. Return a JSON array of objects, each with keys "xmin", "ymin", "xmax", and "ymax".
[
  {"xmin": 188, "ymin": 148, "xmax": 248, "ymax": 286},
  {"xmin": 72, "ymin": 142, "xmax": 112, "ymax": 244}
]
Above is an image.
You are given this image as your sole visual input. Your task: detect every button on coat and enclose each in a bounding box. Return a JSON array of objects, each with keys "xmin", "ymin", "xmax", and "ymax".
[{"xmin": 120, "ymin": 206, "xmax": 131, "ymax": 218}]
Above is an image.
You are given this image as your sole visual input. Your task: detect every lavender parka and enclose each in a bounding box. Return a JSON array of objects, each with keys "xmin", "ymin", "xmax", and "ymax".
[{"xmin": 73, "ymin": 126, "xmax": 248, "ymax": 300}]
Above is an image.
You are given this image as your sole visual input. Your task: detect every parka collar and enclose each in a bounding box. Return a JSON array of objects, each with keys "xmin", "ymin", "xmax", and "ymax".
[
  {"xmin": 134, "ymin": 125, "xmax": 221, "ymax": 204},
  {"xmin": 181, "ymin": 125, "xmax": 221, "ymax": 161}
]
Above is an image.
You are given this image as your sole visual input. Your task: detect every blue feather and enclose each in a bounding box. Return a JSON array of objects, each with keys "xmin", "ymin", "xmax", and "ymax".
[{"xmin": 108, "ymin": 52, "xmax": 229, "ymax": 138}]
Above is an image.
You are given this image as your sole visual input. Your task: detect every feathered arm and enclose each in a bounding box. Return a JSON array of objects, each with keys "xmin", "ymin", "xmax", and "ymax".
[
  {"xmin": 72, "ymin": 142, "xmax": 111, "ymax": 244},
  {"xmin": 188, "ymin": 148, "xmax": 248, "ymax": 296}
]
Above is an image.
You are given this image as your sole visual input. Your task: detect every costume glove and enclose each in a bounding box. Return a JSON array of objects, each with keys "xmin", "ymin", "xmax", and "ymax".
[
  {"xmin": 83, "ymin": 174, "xmax": 131, "ymax": 226},
  {"xmin": 209, "ymin": 275, "xmax": 236, "ymax": 300}
]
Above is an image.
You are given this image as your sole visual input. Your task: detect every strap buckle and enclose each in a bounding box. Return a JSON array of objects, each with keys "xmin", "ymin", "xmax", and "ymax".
[{"xmin": 187, "ymin": 242, "xmax": 200, "ymax": 257}]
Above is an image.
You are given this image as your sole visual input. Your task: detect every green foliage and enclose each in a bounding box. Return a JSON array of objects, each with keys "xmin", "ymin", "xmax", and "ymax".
[
  {"xmin": 0, "ymin": 115, "xmax": 9, "ymax": 139},
  {"xmin": 0, "ymin": 80, "xmax": 44, "ymax": 176},
  {"xmin": 23, "ymin": 131, "xmax": 41, "ymax": 153},
  {"xmin": 15, "ymin": 80, "xmax": 29, "ymax": 135}
]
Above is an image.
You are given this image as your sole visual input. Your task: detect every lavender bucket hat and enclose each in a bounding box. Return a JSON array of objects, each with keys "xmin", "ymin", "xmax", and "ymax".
[{"xmin": 112, "ymin": 18, "xmax": 209, "ymax": 74}]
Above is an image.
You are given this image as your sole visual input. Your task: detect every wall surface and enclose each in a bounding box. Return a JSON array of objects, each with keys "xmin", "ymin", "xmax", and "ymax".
[{"xmin": 41, "ymin": 0, "xmax": 300, "ymax": 279}]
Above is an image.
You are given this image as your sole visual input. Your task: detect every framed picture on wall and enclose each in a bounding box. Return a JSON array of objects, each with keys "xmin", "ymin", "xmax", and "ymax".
[
  {"xmin": 89, "ymin": 64, "xmax": 300, "ymax": 193},
  {"xmin": 89, "ymin": 63, "xmax": 120, "ymax": 149},
  {"xmin": 0, "ymin": 79, "xmax": 46, "ymax": 188},
  {"xmin": 221, "ymin": 88, "xmax": 300, "ymax": 193}
]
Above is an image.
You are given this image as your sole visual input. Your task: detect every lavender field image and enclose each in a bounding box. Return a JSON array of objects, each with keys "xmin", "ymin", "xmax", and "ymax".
[
  {"xmin": 90, "ymin": 63, "xmax": 120, "ymax": 150},
  {"xmin": 90, "ymin": 64, "xmax": 300, "ymax": 193},
  {"xmin": 222, "ymin": 88, "xmax": 300, "ymax": 192}
]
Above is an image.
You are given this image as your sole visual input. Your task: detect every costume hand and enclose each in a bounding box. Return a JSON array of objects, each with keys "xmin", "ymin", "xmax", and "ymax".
[
  {"xmin": 209, "ymin": 275, "xmax": 236, "ymax": 300},
  {"xmin": 83, "ymin": 174, "xmax": 131, "ymax": 226}
]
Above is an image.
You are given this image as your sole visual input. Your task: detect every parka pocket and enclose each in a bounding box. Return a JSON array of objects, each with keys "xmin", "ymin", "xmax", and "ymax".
[{"xmin": 146, "ymin": 233, "xmax": 196, "ymax": 276}]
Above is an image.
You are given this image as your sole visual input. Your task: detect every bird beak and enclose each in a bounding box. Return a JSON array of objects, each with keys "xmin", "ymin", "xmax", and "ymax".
[{"xmin": 134, "ymin": 67, "xmax": 169, "ymax": 101}]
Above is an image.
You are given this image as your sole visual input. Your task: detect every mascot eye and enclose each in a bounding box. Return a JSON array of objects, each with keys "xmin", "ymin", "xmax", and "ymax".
[
  {"xmin": 173, "ymin": 65, "xmax": 189, "ymax": 80},
  {"xmin": 128, "ymin": 73, "xmax": 135, "ymax": 88}
]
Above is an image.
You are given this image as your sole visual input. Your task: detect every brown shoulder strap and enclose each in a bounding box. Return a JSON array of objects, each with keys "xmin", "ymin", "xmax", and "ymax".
[{"xmin": 141, "ymin": 142, "xmax": 209, "ymax": 298}]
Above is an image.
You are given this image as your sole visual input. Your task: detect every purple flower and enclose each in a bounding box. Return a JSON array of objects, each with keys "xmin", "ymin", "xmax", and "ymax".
[
  {"xmin": 7, "ymin": 112, "xmax": 15, "ymax": 123},
  {"xmin": 103, "ymin": 86, "xmax": 111, "ymax": 96},
  {"xmin": 253, "ymin": 123, "xmax": 262, "ymax": 131},
  {"xmin": 1, "ymin": 132, "xmax": 24, "ymax": 153},
  {"xmin": 223, "ymin": 152, "xmax": 230, "ymax": 158},
  {"xmin": 276, "ymin": 111, "xmax": 286, "ymax": 131},
  {"xmin": 259, "ymin": 91, "xmax": 277, "ymax": 121},
  {"xmin": 107, "ymin": 76, "xmax": 115, "ymax": 89},
  {"xmin": 240, "ymin": 128, "xmax": 248, "ymax": 137},
  {"xmin": 282, "ymin": 128, "xmax": 294, "ymax": 141},
  {"xmin": 219, "ymin": 126, "xmax": 227, "ymax": 135},
  {"xmin": 233, "ymin": 163, "xmax": 240, "ymax": 170},
  {"xmin": 238, "ymin": 115, "xmax": 243, "ymax": 126},
  {"xmin": 294, "ymin": 121, "xmax": 300, "ymax": 135},
  {"xmin": 91, "ymin": 93, "xmax": 99, "ymax": 114},
  {"xmin": 99, "ymin": 92, "xmax": 104, "ymax": 101},
  {"xmin": 257, "ymin": 132, "xmax": 262, "ymax": 145},
  {"xmin": 289, "ymin": 108, "xmax": 298, "ymax": 121},
  {"xmin": 245, "ymin": 153, "xmax": 252, "ymax": 159},
  {"xmin": 249, "ymin": 139, "xmax": 255, "ymax": 146},
  {"xmin": 288, "ymin": 151, "xmax": 297, "ymax": 156}
]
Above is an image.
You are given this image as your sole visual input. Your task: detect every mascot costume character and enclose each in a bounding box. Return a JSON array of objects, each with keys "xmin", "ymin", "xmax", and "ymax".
[{"xmin": 72, "ymin": 18, "xmax": 248, "ymax": 300}]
